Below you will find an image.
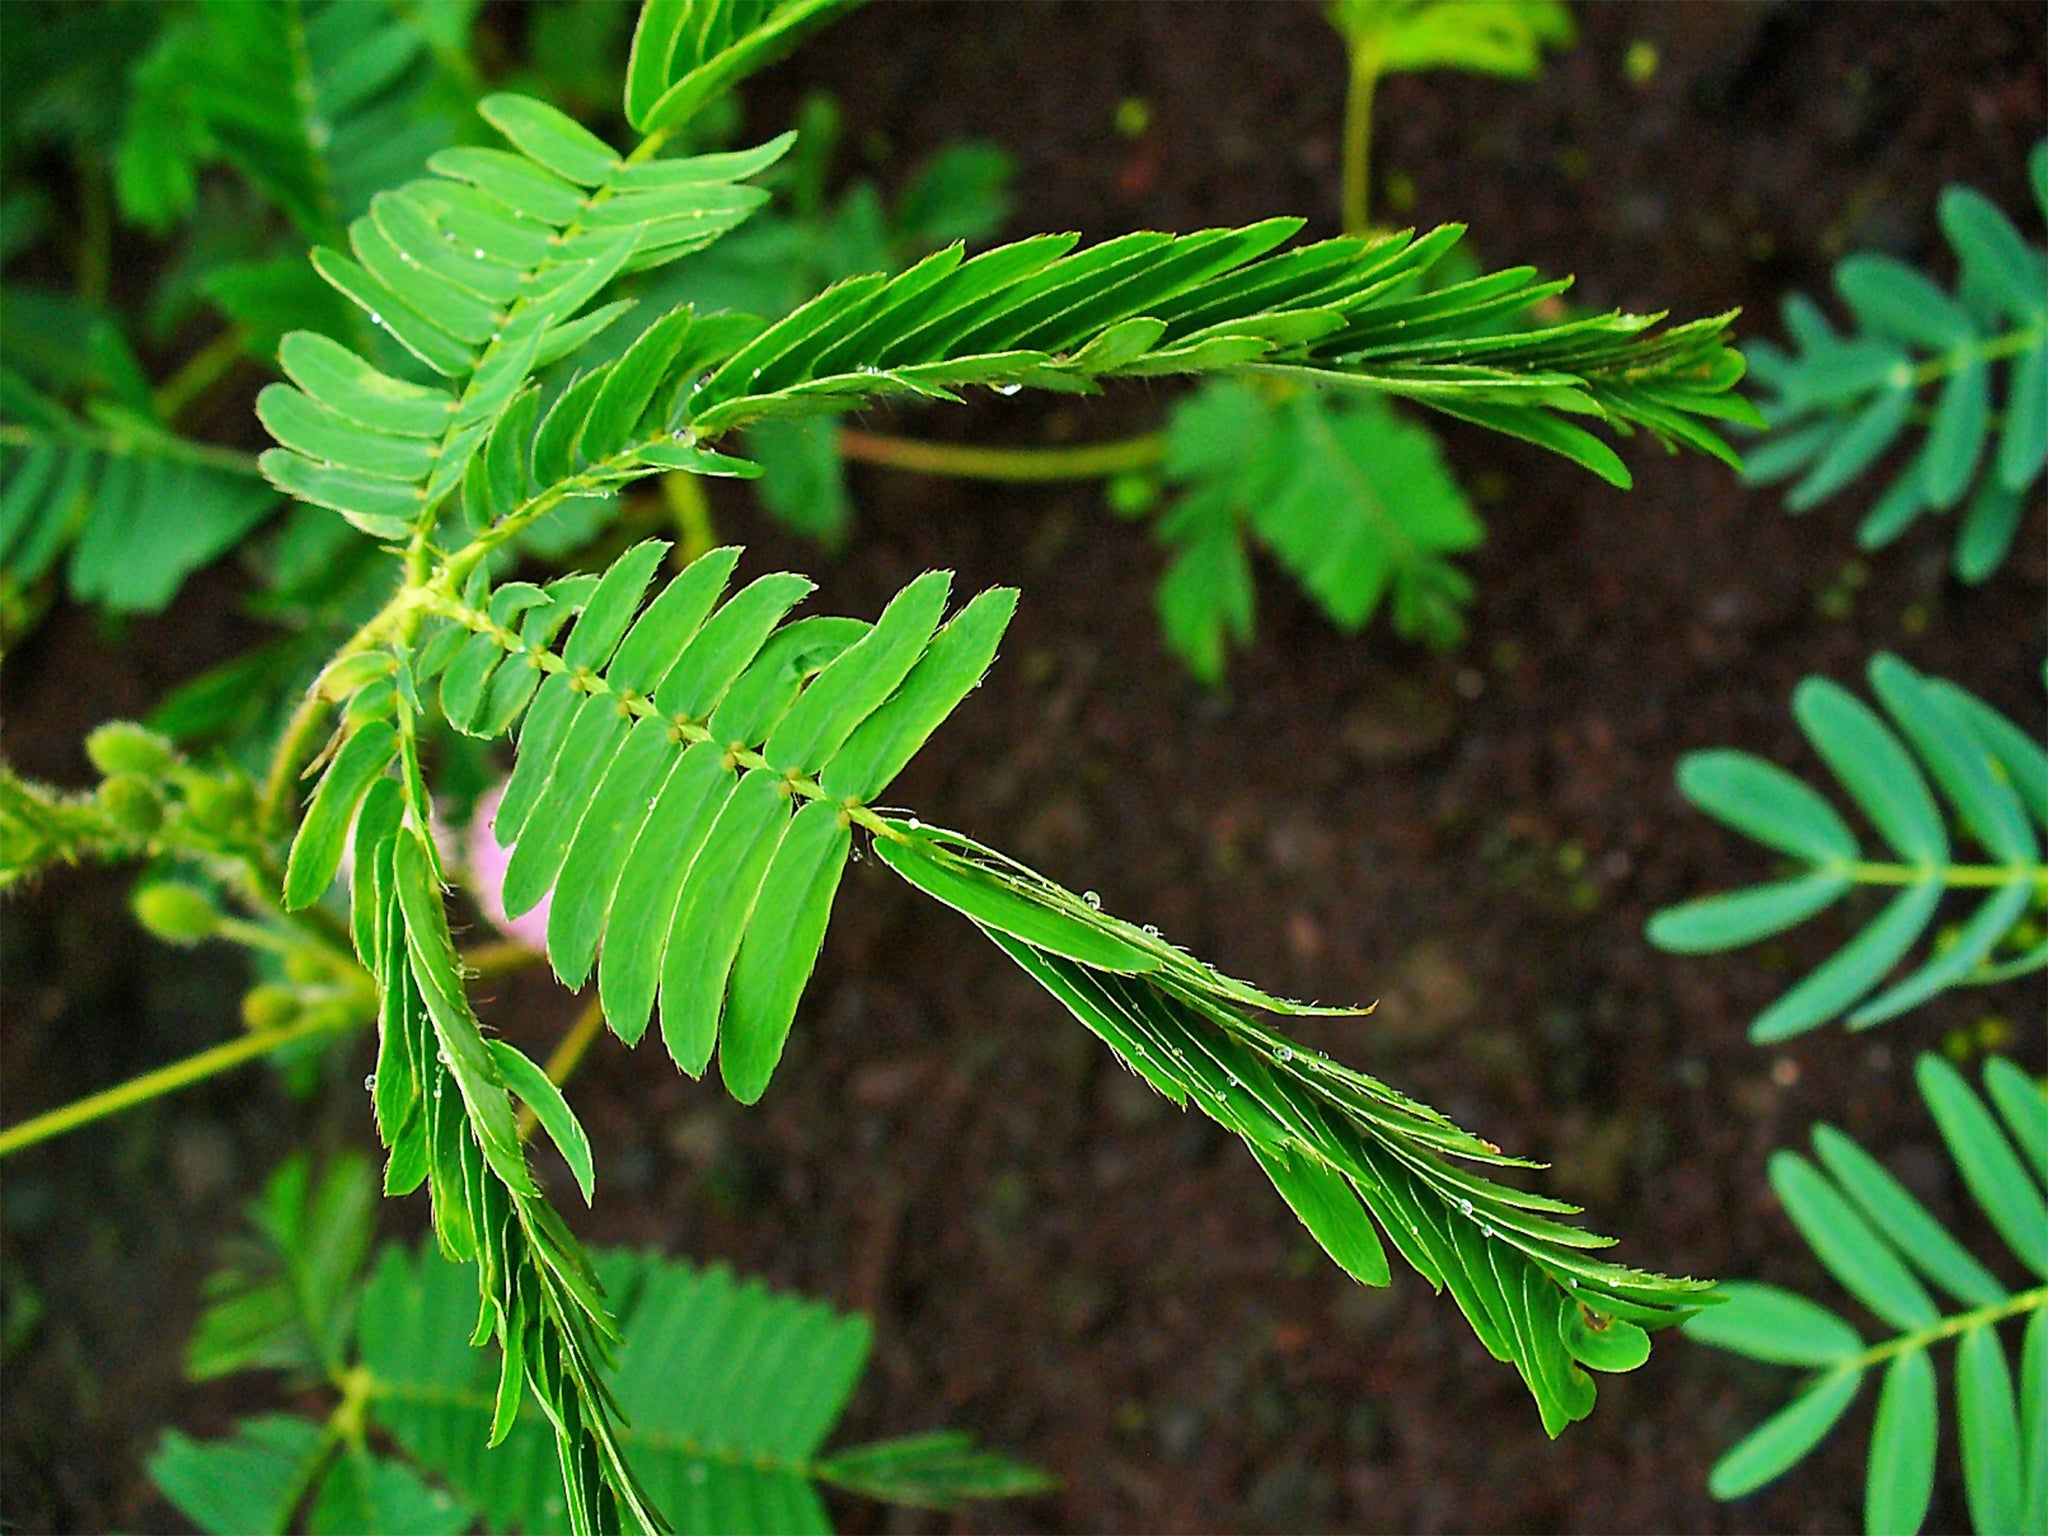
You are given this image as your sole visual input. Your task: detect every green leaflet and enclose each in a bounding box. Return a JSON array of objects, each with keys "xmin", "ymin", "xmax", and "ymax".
[
  {"xmin": 1707, "ymin": 1370, "xmax": 1864, "ymax": 1501},
  {"xmin": 658, "ymin": 768, "xmax": 792, "ymax": 1076},
  {"xmin": 1745, "ymin": 146, "xmax": 2046, "ymax": 577},
  {"xmin": 598, "ymin": 741, "xmax": 734, "ymax": 1046},
  {"xmin": 489, "ymin": 1040, "xmax": 595, "ymax": 1205},
  {"xmin": 1650, "ymin": 656, "xmax": 2047, "ymax": 1039},
  {"xmin": 1958, "ymin": 1324, "xmax": 2025, "ymax": 1536},
  {"xmin": 284, "ymin": 718, "xmax": 397, "ymax": 909},
  {"xmin": 764, "ymin": 570, "xmax": 951, "ymax": 774},
  {"xmin": 874, "ymin": 825, "xmax": 1161, "ymax": 974},
  {"xmin": 1866, "ymin": 1348, "xmax": 1939, "ymax": 1536},
  {"xmin": 1691, "ymin": 1056, "xmax": 2048, "ymax": 1529},
  {"xmin": 721, "ymin": 798, "xmax": 852, "ymax": 1104},
  {"xmin": 625, "ymin": 0, "xmax": 859, "ymax": 135},
  {"xmin": 819, "ymin": 586, "xmax": 1018, "ymax": 802},
  {"xmin": 257, "ymin": 94, "xmax": 789, "ymax": 542}
]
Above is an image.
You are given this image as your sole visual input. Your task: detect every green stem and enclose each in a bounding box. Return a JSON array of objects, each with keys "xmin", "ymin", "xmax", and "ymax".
[
  {"xmin": 836, "ymin": 426, "xmax": 1165, "ymax": 482},
  {"xmin": 0, "ymin": 1011, "xmax": 355, "ymax": 1160},
  {"xmin": 1341, "ymin": 47, "xmax": 1381, "ymax": 237},
  {"xmin": 153, "ymin": 329, "xmax": 252, "ymax": 429},
  {"xmin": 1834, "ymin": 1284, "xmax": 2048, "ymax": 1374},
  {"xmin": 1838, "ymin": 859, "xmax": 2048, "ymax": 889},
  {"xmin": 1909, "ymin": 324, "xmax": 2045, "ymax": 388}
]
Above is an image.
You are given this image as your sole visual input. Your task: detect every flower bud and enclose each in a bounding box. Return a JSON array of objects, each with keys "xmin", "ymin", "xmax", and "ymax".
[
  {"xmin": 133, "ymin": 882, "xmax": 219, "ymax": 945},
  {"xmin": 85, "ymin": 722, "xmax": 177, "ymax": 778}
]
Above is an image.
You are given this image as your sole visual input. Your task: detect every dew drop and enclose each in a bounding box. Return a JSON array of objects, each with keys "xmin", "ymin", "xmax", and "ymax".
[
  {"xmin": 905, "ymin": 815, "xmax": 921, "ymax": 829},
  {"xmin": 1566, "ymin": 1277, "xmax": 1579, "ymax": 1289},
  {"xmin": 1479, "ymin": 1223, "xmax": 1495, "ymax": 1238},
  {"xmin": 1143, "ymin": 924, "xmax": 1160, "ymax": 937},
  {"xmin": 369, "ymin": 312, "xmax": 383, "ymax": 326},
  {"xmin": 1225, "ymin": 1076, "xmax": 1240, "ymax": 1089},
  {"xmin": 1082, "ymin": 890, "xmax": 1100, "ymax": 909},
  {"xmin": 1458, "ymin": 1198, "xmax": 1473, "ymax": 1216},
  {"xmin": 363, "ymin": 1073, "xmax": 377, "ymax": 1093},
  {"xmin": 994, "ymin": 382, "xmax": 1022, "ymax": 396},
  {"xmin": 437, "ymin": 1048, "xmax": 451, "ymax": 1066},
  {"xmin": 1274, "ymin": 1045, "xmax": 1294, "ymax": 1063},
  {"xmin": 433, "ymin": 1085, "xmax": 443, "ymax": 1099},
  {"xmin": 473, "ymin": 248, "xmax": 486, "ymax": 259},
  {"xmin": 687, "ymin": 1466, "xmax": 707, "ymax": 1485}
]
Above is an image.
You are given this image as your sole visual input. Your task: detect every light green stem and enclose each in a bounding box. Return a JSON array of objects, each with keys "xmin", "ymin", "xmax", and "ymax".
[
  {"xmin": 153, "ymin": 328, "xmax": 251, "ymax": 428},
  {"xmin": 1835, "ymin": 1284, "xmax": 2048, "ymax": 1375},
  {"xmin": 0, "ymin": 1012, "xmax": 354, "ymax": 1160},
  {"xmin": 1342, "ymin": 47, "xmax": 1381, "ymax": 236},
  {"xmin": 836, "ymin": 426, "xmax": 1165, "ymax": 482},
  {"xmin": 1839, "ymin": 859, "xmax": 2048, "ymax": 889},
  {"xmin": 1910, "ymin": 324, "xmax": 2045, "ymax": 388}
]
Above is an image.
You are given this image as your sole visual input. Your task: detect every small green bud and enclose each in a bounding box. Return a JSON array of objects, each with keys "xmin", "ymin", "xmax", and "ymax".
[
  {"xmin": 85, "ymin": 722, "xmax": 177, "ymax": 778},
  {"xmin": 185, "ymin": 773, "xmax": 256, "ymax": 834},
  {"xmin": 98, "ymin": 775, "xmax": 163, "ymax": 835},
  {"xmin": 242, "ymin": 984, "xmax": 301, "ymax": 1032},
  {"xmin": 133, "ymin": 882, "xmax": 220, "ymax": 945}
]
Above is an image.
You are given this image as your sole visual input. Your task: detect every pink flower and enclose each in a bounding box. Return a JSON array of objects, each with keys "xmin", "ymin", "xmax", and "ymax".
[{"xmin": 467, "ymin": 783, "xmax": 550, "ymax": 952}]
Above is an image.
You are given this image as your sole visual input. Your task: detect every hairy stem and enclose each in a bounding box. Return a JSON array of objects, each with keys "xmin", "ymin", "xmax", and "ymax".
[
  {"xmin": 0, "ymin": 1011, "xmax": 355, "ymax": 1160},
  {"xmin": 836, "ymin": 426, "xmax": 1165, "ymax": 481}
]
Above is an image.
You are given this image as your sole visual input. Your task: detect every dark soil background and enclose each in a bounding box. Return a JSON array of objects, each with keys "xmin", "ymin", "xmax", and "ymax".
[{"xmin": 5, "ymin": 3, "xmax": 2045, "ymax": 1532}]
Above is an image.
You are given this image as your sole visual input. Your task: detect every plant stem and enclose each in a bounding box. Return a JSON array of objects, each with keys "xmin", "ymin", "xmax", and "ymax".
[
  {"xmin": 153, "ymin": 329, "xmax": 251, "ymax": 428},
  {"xmin": 1833, "ymin": 1284, "xmax": 2048, "ymax": 1374},
  {"xmin": 0, "ymin": 1012, "xmax": 355, "ymax": 1160},
  {"xmin": 1838, "ymin": 859, "xmax": 2048, "ymax": 890},
  {"xmin": 1342, "ymin": 47, "xmax": 1381, "ymax": 236},
  {"xmin": 836, "ymin": 427, "xmax": 1165, "ymax": 482},
  {"xmin": 517, "ymin": 995, "xmax": 606, "ymax": 1140},
  {"xmin": 1910, "ymin": 324, "xmax": 2045, "ymax": 388}
]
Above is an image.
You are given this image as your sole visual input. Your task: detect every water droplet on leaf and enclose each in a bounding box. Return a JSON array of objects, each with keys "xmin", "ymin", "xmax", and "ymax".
[
  {"xmin": 1274, "ymin": 1045, "xmax": 1294, "ymax": 1063},
  {"xmin": 363, "ymin": 1073, "xmax": 377, "ymax": 1093},
  {"xmin": 1082, "ymin": 890, "xmax": 1100, "ymax": 909}
]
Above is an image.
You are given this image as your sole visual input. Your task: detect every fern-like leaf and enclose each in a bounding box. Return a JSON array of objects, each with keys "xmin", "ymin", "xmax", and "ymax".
[
  {"xmin": 668, "ymin": 218, "xmax": 1755, "ymax": 475},
  {"xmin": 625, "ymin": 0, "xmax": 860, "ymax": 137},
  {"xmin": 255, "ymin": 100, "xmax": 792, "ymax": 539},
  {"xmin": 357, "ymin": 1240, "xmax": 1048, "ymax": 1534},
  {"xmin": 185, "ymin": 1151, "xmax": 377, "ymax": 1385},
  {"xmin": 1647, "ymin": 654, "xmax": 2047, "ymax": 1041},
  {"xmin": 116, "ymin": 0, "xmax": 477, "ymax": 243},
  {"xmin": 1149, "ymin": 379, "xmax": 1482, "ymax": 680},
  {"xmin": 1743, "ymin": 141, "xmax": 2047, "ymax": 582},
  {"xmin": 1685, "ymin": 1055, "xmax": 2048, "ymax": 1533},
  {"xmin": 287, "ymin": 542, "xmax": 1713, "ymax": 1441},
  {"xmin": 0, "ymin": 380, "xmax": 281, "ymax": 622}
]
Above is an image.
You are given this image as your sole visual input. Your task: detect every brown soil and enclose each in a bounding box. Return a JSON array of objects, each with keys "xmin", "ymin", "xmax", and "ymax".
[{"xmin": 4, "ymin": 3, "xmax": 2044, "ymax": 1532}]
